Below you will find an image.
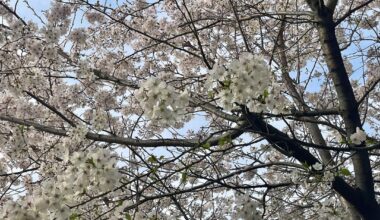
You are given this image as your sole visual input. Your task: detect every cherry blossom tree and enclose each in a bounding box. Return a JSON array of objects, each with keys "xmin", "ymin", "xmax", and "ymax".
[{"xmin": 0, "ymin": 0, "xmax": 379, "ymax": 219}]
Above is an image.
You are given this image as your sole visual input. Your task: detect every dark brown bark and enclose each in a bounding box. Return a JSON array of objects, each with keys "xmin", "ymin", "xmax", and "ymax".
[
  {"xmin": 333, "ymin": 177, "xmax": 380, "ymax": 220},
  {"xmin": 245, "ymin": 109, "xmax": 380, "ymax": 219},
  {"xmin": 304, "ymin": 1, "xmax": 380, "ymax": 218},
  {"xmin": 277, "ymin": 19, "xmax": 360, "ymax": 219},
  {"xmin": 244, "ymin": 110, "xmax": 320, "ymax": 165}
]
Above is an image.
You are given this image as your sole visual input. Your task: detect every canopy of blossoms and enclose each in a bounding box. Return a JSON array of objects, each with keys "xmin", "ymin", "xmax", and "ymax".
[{"xmin": 0, "ymin": 0, "xmax": 379, "ymax": 219}]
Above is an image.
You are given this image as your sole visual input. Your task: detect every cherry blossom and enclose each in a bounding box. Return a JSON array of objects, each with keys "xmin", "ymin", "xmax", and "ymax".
[
  {"xmin": 0, "ymin": 0, "xmax": 378, "ymax": 219},
  {"xmin": 350, "ymin": 127, "xmax": 367, "ymax": 145}
]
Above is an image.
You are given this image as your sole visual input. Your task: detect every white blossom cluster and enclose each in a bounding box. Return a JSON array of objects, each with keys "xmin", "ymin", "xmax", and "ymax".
[
  {"xmin": 69, "ymin": 28, "xmax": 88, "ymax": 45},
  {"xmin": 0, "ymin": 148, "xmax": 119, "ymax": 220},
  {"xmin": 290, "ymin": 169, "xmax": 302, "ymax": 183},
  {"xmin": 26, "ymin": 40, "xmax": 43, "ymax": 57},
  {"xmin": 12, "ymin": 126, "xmax": 27, "ymax": 148},
  {"xmin": 206, "ymin": 53, "xmax": 288, "ymax": 113},
  {"xmin": 92, "ymin": 110, "xmax": 108, "ymax": 130},
  {"xmin": 233, "ymin": 195, "xmax": 262, "ymax": 220},
  {"xmin": 135, "ymin": 77, "xmax": 189, "ymax": 126},
  {"xmin": 47, "ymin": 2, "xmax": 72, "ymax": 23},
  {"xmin": 316, "ymin": 198, "xmax": 348, "ymax": 219},
  {"xmin": 77, "ymin": 60, "xmax": 95, "ymax": 81},
  {"xmin": 66, "ymin": 124, "xmax": 88, "ymax": 144},
  {"xmin": 323, "ymin": 170, "xmax": 335, "ymax": 182},
  {"xmin": 350, "ymin": 127, "xmax": 366, "ymax": 145},
  {"xmin": 312, "ymin": 162, "xmax": 323, "ymax": 171},
  {"xmin": 42, "ymin": 25, "xmax": 63, "ymax": 43},
  {"xmin": 85, "ymin": 11, "xmax": 105, "ymax": 24},
  {"xmin": 0, "ymin": 199, "xmax": 59, "ymax": 220},
  {"xmin": 61, "ymin": 148, "xmax": 120, "ymax": 193}
]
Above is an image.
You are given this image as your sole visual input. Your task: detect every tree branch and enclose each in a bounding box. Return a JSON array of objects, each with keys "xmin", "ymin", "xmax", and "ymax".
[
  {"xmin": 0, "ymin": 114, "xmax": 246, "ymax": 148},
  {"xmin": 24, "ymin": 91, "xmax": 76, "ymax": 127}
]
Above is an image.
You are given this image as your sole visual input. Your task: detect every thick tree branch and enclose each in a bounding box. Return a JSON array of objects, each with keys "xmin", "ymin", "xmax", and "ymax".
[
  {"xmin": 243, "ymin": 110, "xmax": 320, "ymax": 166},
  {"xmin": 244, "ymin": 107, "xmax": 380, "ymax": 218},
  {"xmin": 305, "ymin": 1, "xmax": 380, "ymax": 218},
  {"xmin": 0, "ymin": 114, "xmax": 246, "ymax": 148}
]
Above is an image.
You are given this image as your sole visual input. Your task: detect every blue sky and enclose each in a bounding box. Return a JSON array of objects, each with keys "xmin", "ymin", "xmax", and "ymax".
[{"xmin": 10, "ymin": 0, "xmax": 50, "ymax": 23}]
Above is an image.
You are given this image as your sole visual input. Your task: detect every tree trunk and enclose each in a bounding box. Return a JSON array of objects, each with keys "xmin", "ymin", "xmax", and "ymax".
[{"xmin": 309, "ymin": 2, "xmax": 380, "ymax": 218}]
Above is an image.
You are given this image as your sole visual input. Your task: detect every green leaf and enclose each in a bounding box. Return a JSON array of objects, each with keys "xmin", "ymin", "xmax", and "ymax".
[
  {"xmin": 86, "ymin": 158, "xmax": 96, "ymax": 167},
  {"xmin": 218, "ymin": 135, "xmax": 232, "ymax": 146},
  {"xmin": 257, "ymin": 94, "xmax": 266, "ymax": 104},
  {"xmin": 366, "ymin": 138, "xmax": 376, "ymax": 145},
  {"xmin": 263, "ymin": 89, "xmax": 269, "ymax": 99},
  {"xmin": 223, "ymin": 79, "xmax": 231, "ymax": 89},
  {"xmin": 208, "ymin": 91, "xmax": 214, "ymax": 98},
  {"xmin": 340, "ymin": 168, "xmax": 351, "ymax": 176},
  {"xmin": 125, "ymin": 213, "xmax": 132, "ymax": 220},
  {"xmin": 302, "ymin": 162, "xmax": 310, "ymax": 169},
  {"xmin": 181, "ymin": 172, "xmax": 188, "ymax": 183},
  {"xmin": 201, "ymin": 142, "xmax": 211, "ymax": 150},
  {"xmin": 148, "ymin": 155, "xmax": 158, "ymax": 164},
  {"xmin": 151, "ymin": 166, "xmax": 158, "ymax": 174},
  {"xmin": 69, "ymin": 213, "xmax": 79, "ymax": 220}
]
